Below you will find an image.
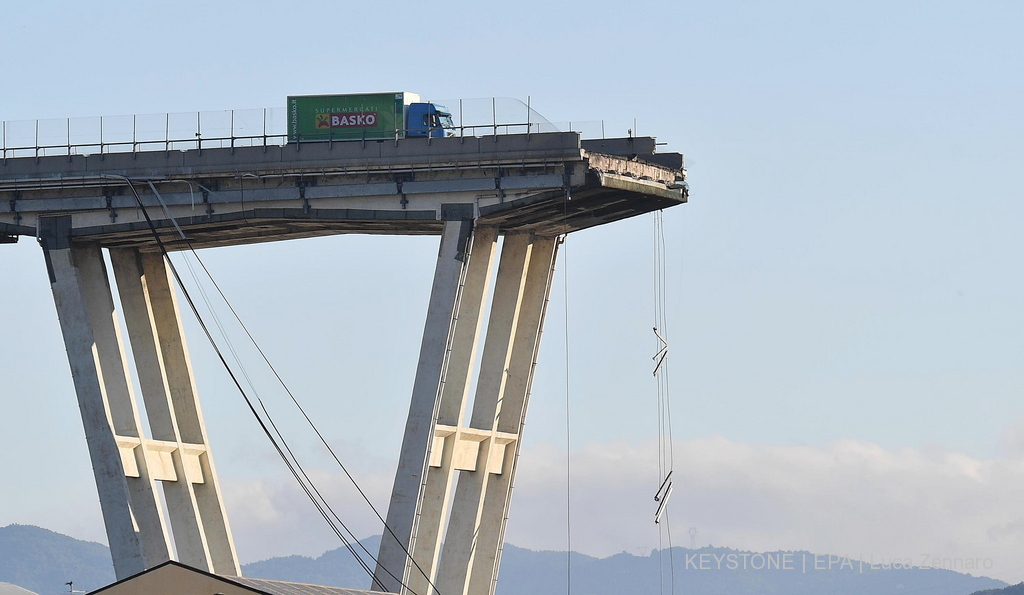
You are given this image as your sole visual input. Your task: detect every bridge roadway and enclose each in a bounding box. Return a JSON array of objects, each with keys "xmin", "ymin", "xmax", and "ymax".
[{"xmin": 0, "ymin": 132, "xmax": 685, "ymax": 247}]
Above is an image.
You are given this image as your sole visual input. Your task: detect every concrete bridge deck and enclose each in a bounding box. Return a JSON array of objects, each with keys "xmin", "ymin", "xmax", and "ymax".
[{"xmin": 0, "ymin": 132, "xmax": 685, "ymax": 248}]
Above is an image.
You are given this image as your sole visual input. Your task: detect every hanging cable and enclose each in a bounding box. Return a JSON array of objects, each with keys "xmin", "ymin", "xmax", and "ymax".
[
  {"xmin": 665, "ymin": 509, "xmax": 676, "ymax": 594},
  {"xmin": 561, "ymin": 183, "xmax": 573, "ymax": 595},
  {"xmin": 256, "ymin": 397, "xmax": 385, "ymax": 583},
  {"xmin": 117, "ymin": 177, "xmax": 426, "ymax": 595},
  {"xmin": 123, "ymin": 178, "xmax": 393, "ymax": 590},
  {"xmin": 663, "ymin": 209, "xmax": 677, "ymax": 595},
  {"xmin": 184, "ymin": 223, "xmax": 442, "ymax": 593},
  {"xmin": 134, "ymin": 176, "xmax": 444, "ymax": 594},
  {"xmin": 652, "ymin": 209, "xmax": 676, "ymax": 595}
]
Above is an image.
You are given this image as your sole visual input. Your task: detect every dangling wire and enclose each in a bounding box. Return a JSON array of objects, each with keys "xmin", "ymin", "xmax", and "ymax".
[
  {"xmin": 652, "ymin": 210, "xmax": 676, "ymax": 595},
  {"xmin": 183, "ymin": 225, "xmax": 442, "ymax": 595},
  {"xmin": 562, "ymin": 187, "xmax": 573, "ymax": 595},
  {"xmin": 116, "ymin": 177, "xmax": 437, "ymax": 595},
  {"xmin": 563, "ymin": 239, "xmax": 573, "ymax": 595}
]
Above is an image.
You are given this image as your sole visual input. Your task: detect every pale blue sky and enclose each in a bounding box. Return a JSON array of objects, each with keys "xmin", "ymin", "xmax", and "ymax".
[{"xmin": 2, "ymin": 0, "xmax": 1023, "ymax": 577}]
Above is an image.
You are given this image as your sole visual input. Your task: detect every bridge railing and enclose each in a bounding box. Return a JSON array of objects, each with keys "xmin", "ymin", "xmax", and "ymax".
[
  {"xmin": 0, "ymin": 108, "xmax": 292, "ymax": 159},
  {"xmin": 0, "ymin": 98, "xmax": 620, "ymax": 160},
  {"xmin": 438, "ymin": 97, "xmax": 608, "ymax": 141}
]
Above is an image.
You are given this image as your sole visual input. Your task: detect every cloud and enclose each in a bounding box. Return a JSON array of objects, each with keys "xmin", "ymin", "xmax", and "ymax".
[
  {"xmin": 505, "ymin": 437, "xmax": 1024, "ymax": 583},
  {"xmin": 215, "ymin": 435, "xmax": 1024, "ymax": 583},
  {"xmin": 223, "ymin": 468, "xmax": 395, "ymax": 563},
  {"xmin": 997, "ymin": 414, "xmax": 1024, "ymax": 457}
]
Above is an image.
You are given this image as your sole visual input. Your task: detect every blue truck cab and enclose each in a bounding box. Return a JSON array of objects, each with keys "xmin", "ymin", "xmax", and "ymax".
[{"xmin": 406, "ymin": 103, "xmax": 454, "ymax": 138}]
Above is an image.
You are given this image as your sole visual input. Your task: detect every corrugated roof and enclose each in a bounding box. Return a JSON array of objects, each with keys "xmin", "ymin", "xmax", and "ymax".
[{"xmin": 228, "ymin": 576, "xmax": 385, "ymax": 595}]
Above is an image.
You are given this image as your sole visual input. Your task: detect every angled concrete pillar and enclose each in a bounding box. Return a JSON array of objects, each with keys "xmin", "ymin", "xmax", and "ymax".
[
  {"xmin": 110, "ymin": 248, "xmax": 240, "ymax": 576},
  {"xmin": 375, "ymin": 208, "xmax": 477, "ymax": 593},
  {"xmin": 38, "ymin": 216, "xmax": 171, "ymax": 579},
  {"xmin": 404, "ymin": 226, "xmax": 498, "ymax": 595},
  {"xmin": 379, "ymin": 226, "xmax": 558, "ymax": 595},
  {"xmin": 466, "ymin": 236, "xmax": 557, "ymax": 595},
  {"xmin": 435, "ymin": 233, "xmax": 546, "ymax": 595}
]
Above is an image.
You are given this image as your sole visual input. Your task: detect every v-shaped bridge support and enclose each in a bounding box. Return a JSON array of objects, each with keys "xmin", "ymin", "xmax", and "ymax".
[
  {"xmin": 38, "ymin": 216, "xmax": 240, "ymax": 580},
  {"xmin": 376, "ymin": 208, "xmax": 559, "ymax": 595}
]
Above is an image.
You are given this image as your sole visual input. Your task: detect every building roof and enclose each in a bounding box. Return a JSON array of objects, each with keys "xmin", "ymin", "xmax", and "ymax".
[
  {"xmin": 86, "ymin": 561, "xmax": 387, "ymax": 595},
  {"xmin": 0, "ymin": 583, "xmax": 39, "ymax": 595},
  {"xmin": 230, "ymin": 576, "xmax": 384, "ymax": 595}
]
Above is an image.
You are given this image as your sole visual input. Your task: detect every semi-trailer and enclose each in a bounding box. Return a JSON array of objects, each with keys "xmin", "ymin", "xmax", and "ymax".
[{"xmin": 287, "ymin": 92, "xmax": 453, "ymax": 142}]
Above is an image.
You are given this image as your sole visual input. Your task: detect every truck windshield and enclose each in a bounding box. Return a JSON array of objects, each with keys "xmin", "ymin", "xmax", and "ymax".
[{"xmin": 434, "ymin": 105, "xmax": 454, "ymax": 129}]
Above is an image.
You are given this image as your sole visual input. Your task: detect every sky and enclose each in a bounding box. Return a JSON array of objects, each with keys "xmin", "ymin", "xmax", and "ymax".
[{"xmin": 2, "ymin": 0, "xmax": 1024, "ymax": 586}]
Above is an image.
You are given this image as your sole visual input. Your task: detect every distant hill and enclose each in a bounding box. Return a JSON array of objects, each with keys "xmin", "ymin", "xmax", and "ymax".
[
  {"xmin": 501, "ymin": 546, "xmax": 1003, "ymax": 595},
  {"xmin": 972, "ymin": 584, "xmax": 1024, "ymax": 595},
  {"xmin": 246, "ymin": 541, "xmax": 1007, "ymax": 595},
  {"xmin": 0, "ymin": 525, "xmax": 1009, "ymax": 595},
  {"xmin": 243, "ymin": 535, "xmax": 382, "ymax": 588},
  {"xmin": 0, "ymin": 525, "xmax": 114, "ymax": 595}
]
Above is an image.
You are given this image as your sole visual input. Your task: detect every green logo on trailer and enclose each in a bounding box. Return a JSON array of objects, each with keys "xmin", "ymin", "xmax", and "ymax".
[{"xmin": 288, "ymin": 93, "xmax": 404, "ymax": 141}]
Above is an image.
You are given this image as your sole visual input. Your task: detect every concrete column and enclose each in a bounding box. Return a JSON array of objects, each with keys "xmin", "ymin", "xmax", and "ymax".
[
  {"xmin": 468, "ymin": 237, "xmax": 558, "ymax": 595},
  {"xmin": 375, "ymin": 211, "xmax": 475, "ymax": 593},
  {"xmin": 38, "ymin": 216, "xmax": 168, "ymax": 579},
  {"xmin": 109, "ymin": 249, "xmax": 240, "ymax": 576},
  {"xmin": 436, "ymin": 233, "xmax": 534, "ymax": 595},
  {"xmin": 405, "ymin": 226, "xmax": 498, "ymax": 595}
]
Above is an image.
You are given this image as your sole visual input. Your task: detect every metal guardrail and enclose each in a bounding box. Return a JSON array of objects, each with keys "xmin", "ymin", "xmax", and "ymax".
[
  {"xmin": 0, "ymin": 108, "xmax": 289, "ymax": 160},
  {"xmin": 0, "ymin": 98, "xmax": 612, "ymax": 160}
]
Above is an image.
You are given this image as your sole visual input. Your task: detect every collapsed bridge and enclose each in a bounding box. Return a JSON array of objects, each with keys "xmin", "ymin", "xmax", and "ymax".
[{"xmin": 0, "ymin": 128, "xmax": 685, "ymax": 595}]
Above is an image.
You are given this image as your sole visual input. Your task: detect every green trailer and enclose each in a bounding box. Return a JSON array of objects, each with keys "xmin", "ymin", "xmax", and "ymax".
[{"xmin": 288, "ymin": 92, "xmax": 450, "ymax": 142}]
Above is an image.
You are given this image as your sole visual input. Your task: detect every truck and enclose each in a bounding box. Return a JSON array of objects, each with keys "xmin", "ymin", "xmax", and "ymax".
[{"xmin": 287, "ymin": 92, "xmax": 454, "ymax": 142}]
